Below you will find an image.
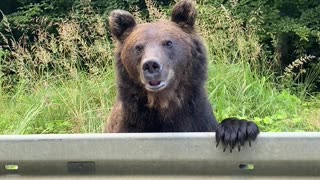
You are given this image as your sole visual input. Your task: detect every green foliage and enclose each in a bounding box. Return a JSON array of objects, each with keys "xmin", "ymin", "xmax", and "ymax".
[
  {"xmin": 0, "ymin": 0, "xmax": 319, "ymax": 134},
  {"xmin": 91, "ymin": 0, "xmax": 135, "ymax": 14},
  {"xmin": 231, "ymin": 0, "xmax": 319, "ymax": 61},
  {"xmin": 0, "ymin": 73, "xmax": 116, "ymax": 134},
  {"xmin": 199, "ymin": 0, "xmax": 320, "ymax": 93},
  {"xmin": 0, "ymin": 6, "xmax": 113, "ymax": 86},
  {"xmin": 0, "ymin": 5, "xmax": 116, "ymax": 134},
  {"xmin": 197, "ymin": 2, "xmax": 319, "ymax": 132}
]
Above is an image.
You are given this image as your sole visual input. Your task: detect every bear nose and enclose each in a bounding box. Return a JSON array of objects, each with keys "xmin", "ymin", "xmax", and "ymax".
[{"xmin": 142, "ymin": 60, "xmax": 162, "ymax": 74}]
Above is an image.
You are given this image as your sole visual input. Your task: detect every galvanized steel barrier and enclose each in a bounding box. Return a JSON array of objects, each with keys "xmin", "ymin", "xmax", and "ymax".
[{"xmin": 0, "ymin": 132, "xmax": 319, "ymax": 178}]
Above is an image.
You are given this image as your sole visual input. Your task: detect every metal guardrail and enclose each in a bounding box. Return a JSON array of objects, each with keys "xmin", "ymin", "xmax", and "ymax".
[{"xmin": 0, "ymin": 132, "xmax": 319, "ymax": 178}]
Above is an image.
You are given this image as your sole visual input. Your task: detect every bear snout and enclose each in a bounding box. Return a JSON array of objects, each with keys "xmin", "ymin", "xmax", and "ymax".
[
  {"xmin": 142, "ymin": 60, "xmax": 163, "ymax": 81},
  {"xmin": 142, "ymin": 60, "xmax": 162, "ymax": 74},
  {"xmin": 141, "ymin": 59, "xmax": 171, "ymax": 92}
]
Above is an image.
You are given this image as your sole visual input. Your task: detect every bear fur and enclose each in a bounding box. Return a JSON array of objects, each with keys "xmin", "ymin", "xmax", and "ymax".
[{"xmin": 105, "ymin": 0, "xmax": 259, "ymax": 151}]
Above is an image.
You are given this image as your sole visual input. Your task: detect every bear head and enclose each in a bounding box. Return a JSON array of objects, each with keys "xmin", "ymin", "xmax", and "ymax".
[{"xmin": 109, "ymin": 0, "xmax": 207, "ymax": 109}]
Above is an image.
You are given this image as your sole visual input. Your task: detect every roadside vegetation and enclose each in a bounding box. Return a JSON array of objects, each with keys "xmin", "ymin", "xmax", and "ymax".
[{"xmin": 0, "ymin": 0, "xmax": 319, "ymax": 134}]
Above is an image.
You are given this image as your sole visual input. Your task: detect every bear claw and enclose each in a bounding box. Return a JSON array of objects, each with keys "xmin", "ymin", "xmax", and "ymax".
[{"xmin": 215, "ymin": 117, "xmax": 259, "ymax": 152}]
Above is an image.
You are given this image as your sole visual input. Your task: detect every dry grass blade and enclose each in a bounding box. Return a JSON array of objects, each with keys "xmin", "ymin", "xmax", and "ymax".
[
  {"xmin": 145, "ymin": 0, "xmax": 167, "ymax": 20},
  {"xmin": 284, "ymin": 55, "xmax": 316, "ymax": 78}
]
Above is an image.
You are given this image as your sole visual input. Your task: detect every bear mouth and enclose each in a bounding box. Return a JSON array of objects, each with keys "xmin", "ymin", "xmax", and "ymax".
[{"xmin": 146, "ymin": 80, "xmax": 167, "ymax": 92}]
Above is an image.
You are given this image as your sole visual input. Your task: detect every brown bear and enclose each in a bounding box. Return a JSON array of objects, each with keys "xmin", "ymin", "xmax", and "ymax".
[{"xmin": 105, "ymin": 0, "xmax": 259, "ymax": 152}]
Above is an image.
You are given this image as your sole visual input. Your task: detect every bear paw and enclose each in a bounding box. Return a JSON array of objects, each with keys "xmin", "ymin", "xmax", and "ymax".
[{"xmin": 215, "ymin": 117, "xmax": 259, "ymax": 152}]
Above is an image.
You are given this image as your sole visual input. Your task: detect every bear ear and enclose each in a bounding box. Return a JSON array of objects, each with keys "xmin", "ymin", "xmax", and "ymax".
[
  {"xmin": 171, "ymin": 0, "xmax": 197, "ymax": 28},
  {"xmin": 109, "ymin": 10, "xmax": 136, "ymax": 41}
]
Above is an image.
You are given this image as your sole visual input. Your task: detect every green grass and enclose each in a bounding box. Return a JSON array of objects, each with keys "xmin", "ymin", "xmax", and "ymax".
[
  {"xmin": 0, "ymin": 1, "xmax": 319, "ymax": 134},
  {"xmin": 0, "ymin": 72, "xmax": 116, "ymax": 134},
  {"xmin": 207, "ymin": 61, "xmax": 319, "ymax": 132},
  {"xmin": 0, "ymin": 61, "xmax": 318, "ymax": 134}
]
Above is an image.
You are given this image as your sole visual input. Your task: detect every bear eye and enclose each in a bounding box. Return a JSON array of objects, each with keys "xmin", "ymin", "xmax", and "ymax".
[
  {"xmin": 163, "ymin": 40, "xmax": 173, "ymax": 48},
  {"xmin": 135, "ymin": 45, "xmax": 143, "ymax": 53}
]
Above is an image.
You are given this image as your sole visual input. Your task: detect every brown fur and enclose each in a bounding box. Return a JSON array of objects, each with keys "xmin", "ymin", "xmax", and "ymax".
[
  {"xmin": 104, "ymin": 0, "xmax": 259, "ymax": 152},
  {"xmin": 117, "ymin": 21, "xmax": 195, "ymax": 111}
]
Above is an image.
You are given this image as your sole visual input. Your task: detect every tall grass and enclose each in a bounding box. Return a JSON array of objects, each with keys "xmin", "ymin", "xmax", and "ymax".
[
  {"xmin": 0, "ymin": 0, "xmax": 319, "ymax": 134},
  {"xmin": 0, "ymin": 6, "xmax": 116, "ymax": 134},
  {"xmin": 196, "ymin": 2, "xmax": 318, "ymax": 131},
  {"xmin": 0, "ymin": 73, "xmax": 116, "ymax": 134}
]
